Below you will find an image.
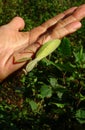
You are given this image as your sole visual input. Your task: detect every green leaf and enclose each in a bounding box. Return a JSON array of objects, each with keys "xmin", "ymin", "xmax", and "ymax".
[
  {"xmin": 79, "ymin": 93, "xmax": 85, "ymax": 101},
  {"xmin": 74, "ymin": 46, "xmax": 85, "ymax": 65},
  {"xmin": 49, "ymin": 77, "xmax": 58, "ymax": 88},
  {"xmin": 57, "ymin": 92, "xmax": 63, "ymax": 99},
  {"xmin": 74, "ymin": 46, "xmax": 83, "ymax": 63},
  {"xmin": 40, "ymin": 85, "xmax": 52, "ymax": 98},
  {"xmin": 53, "ymin": 103, "xmax": 65, "ymax": 108},
  {"xmin": 75, "ymin": 109, "xmax": 85, "ymax": 124},
  {"xmin": 58, "ymin": 37, "xmax": 71, "ymax": 57},
  {"xmin": 29, "ymin": 100, "xmax": 38, "ymax": 112}
]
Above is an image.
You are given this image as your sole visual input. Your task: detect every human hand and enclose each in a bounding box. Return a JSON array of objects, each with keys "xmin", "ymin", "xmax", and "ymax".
[{"xmin": 0, "ymin": 4, "xmax": 85, "ymax": 82}]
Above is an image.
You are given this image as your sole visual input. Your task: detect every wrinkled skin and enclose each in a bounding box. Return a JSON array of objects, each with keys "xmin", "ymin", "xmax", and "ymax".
[{"xmin": 0, "ymin": 4, "xmax": 85, "ymax": 82}]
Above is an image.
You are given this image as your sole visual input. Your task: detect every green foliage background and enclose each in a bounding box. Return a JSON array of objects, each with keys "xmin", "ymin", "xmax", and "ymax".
[{"xmin": 0, "ymin": 0, "xmax": 85, "ymax": 130}]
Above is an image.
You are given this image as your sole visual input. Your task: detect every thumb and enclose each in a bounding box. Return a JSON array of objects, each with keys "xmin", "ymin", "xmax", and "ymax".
[{"xmin": 7, "ymin": 16, "xmax": 25, "ymax": 31}]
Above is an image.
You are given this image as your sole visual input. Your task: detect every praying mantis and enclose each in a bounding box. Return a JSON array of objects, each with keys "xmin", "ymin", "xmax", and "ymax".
[{"xmin": 14, "ymin": 39, "xmax": 61, "ymax": 73}]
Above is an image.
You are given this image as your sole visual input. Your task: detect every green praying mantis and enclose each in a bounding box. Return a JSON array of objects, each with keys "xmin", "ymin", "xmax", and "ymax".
[{"xmin": 14, "ymin": 39, "xmax": 61, "ymax": 73}]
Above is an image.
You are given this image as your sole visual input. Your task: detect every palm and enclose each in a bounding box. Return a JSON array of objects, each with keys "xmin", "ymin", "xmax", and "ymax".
[{"xmin": 0, "ymin": 25, "xmax": 30, "ymax": 80}]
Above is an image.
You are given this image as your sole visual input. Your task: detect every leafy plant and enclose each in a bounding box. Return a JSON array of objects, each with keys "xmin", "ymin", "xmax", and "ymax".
[
  {"xmin": 75, "ymin": 109, "xmax": 85, "ymax": 124},
  {"xmin": 0, "ymin": 0, "xmax": 85, "ymax": 130}
]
